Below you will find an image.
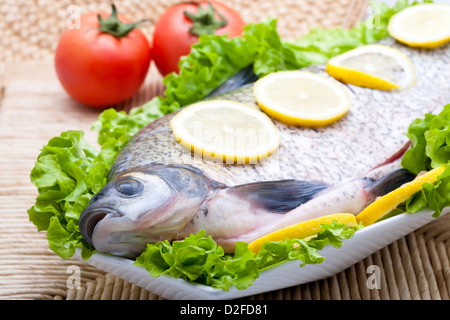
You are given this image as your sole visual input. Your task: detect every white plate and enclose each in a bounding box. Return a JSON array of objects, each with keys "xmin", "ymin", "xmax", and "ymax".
[{"xmin": 74, "ymin": 207, "xmax": 449, "ymax": 300}]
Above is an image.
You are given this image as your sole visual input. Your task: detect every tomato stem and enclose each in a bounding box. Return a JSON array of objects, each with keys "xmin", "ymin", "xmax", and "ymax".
[
  {"xmin": 184, "ymin": 2, "xmax": 228, "ymax": 36},
  {"xmin": 98, "ymin": 4, "xmax": 147, "ymax": 38}
]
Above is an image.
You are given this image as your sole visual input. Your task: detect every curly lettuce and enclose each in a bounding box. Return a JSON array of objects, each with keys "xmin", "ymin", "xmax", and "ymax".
[
  {"xmin": 400, "ymin": 104, "xmax": 450, "ymax": 217},
  {"xmin": 134, "ymin": 221, "xmax": 360, "ymax": 291}
]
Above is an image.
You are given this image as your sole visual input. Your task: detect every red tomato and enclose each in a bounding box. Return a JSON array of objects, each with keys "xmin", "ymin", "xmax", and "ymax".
[
  {"xmin": 55, "ymin": 5, "xmax": 151, "ymax": 108},
  {"xmin": 152, "ymin": 0, "xmax": 245, "ymax": 76}
]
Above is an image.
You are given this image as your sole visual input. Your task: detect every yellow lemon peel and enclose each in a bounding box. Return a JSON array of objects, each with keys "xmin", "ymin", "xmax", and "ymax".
[
  {"xmin": 388, "ymin": 3, "xmax": 450, "ymax": 49},
  {"xmin": 247, "ymin": 213, "xmax": 358, "ymax": 253},
  {"xmin": 254, "ymin": 70, "xmax": 352, "ymax": 127},
  {"xmin": 326, "ymin": 44, "xmax": 416, "ymax": 90},
  {"xmin": 170, "ymin": 99, "xmax": 280, "ymax": 164},
  {"xmin": 356, "ymin": 165, "xmax": 446, "ymax": 227}
]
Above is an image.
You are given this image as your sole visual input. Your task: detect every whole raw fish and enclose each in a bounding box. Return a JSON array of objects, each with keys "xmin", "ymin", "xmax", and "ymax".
[{"xmin": 80, "ymin": 39, "xmax": 450, "ymax": 258}]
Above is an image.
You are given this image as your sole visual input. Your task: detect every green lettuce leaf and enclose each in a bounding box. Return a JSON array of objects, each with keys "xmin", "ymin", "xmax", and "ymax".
[
  {"xmin": 400, "ymin": 104, "xmax": 450, "ymax": 217},
  {"xmin": 134, "ymin": 222, "xmax": 360, "ymax": 291},
  {"xmin": 255, "ymin": 220, "xmax": 361, "ymax": 270},
  {"xmin": 28, "ymin": 0, "xmax": 428, "ymax": 288},
  {"xmin": 134, "ymin": 231, "xmax": 260, "ymax": 291},
  {"xmin": 28, "ymin": 131, "xmax": 99, "ymax": 259},
  {"xmin": 402, "ymin": 104, "xmax": 450, "ymax": 174}
]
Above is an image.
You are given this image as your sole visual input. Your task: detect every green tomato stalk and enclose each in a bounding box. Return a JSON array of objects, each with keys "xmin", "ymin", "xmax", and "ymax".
[
  {"xmin": 184, "ymin": 2, "xmax": 228, "ymax": 36},
  {"xmin": 98, "ymin": 4, "xmax": 147, "ymax": 38}
]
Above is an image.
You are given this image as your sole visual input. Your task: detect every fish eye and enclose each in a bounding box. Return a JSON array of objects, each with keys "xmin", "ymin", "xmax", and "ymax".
[{"xmin": 115, "ymin": 178, "xmax": 143, "ymax": 196}]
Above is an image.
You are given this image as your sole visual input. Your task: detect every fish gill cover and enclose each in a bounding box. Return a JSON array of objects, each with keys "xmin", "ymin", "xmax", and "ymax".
[{"xmin": 28, "ymin": 0, "xmax": 443, "ymax": 290}]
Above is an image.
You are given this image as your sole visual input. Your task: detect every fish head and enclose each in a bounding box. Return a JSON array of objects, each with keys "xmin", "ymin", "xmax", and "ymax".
[{"xmin": 79, "ymin": 165, "xmax": 214, "ymax": 258}]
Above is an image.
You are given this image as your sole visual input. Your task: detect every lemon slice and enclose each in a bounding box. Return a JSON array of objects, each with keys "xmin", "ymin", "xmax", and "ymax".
[
  {"xmin": 326, "ymin": 44, "xmax": 416, "ymax": 90},
  {"xmin": 388, "ymin": 3, "xmax": 450, "ymax": 49},
  {"xmin": 254, "ymin": 71, "xmax": 352, "ymax": 127},
  {"xmin": 247, "ymin": 213, "xmax": 358, "ymax": 253},
  {"xmin": 170, "ymin": 100, "xmax": 280, "ymax": 164},
  {"xmin": 356, "ymin": 165, "xmax": 446, "ymax": 227}
]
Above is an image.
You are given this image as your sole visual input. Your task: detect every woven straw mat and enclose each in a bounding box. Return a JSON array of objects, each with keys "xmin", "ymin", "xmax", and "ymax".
[{"xmin": 1, "ymin": 0, "xmax": 450, "ymax": 301}]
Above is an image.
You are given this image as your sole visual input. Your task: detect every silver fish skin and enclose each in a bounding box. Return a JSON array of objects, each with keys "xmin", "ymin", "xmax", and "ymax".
[{"xmin": 80, "ymin": 39, "xmax": 450, "ymax": 258}]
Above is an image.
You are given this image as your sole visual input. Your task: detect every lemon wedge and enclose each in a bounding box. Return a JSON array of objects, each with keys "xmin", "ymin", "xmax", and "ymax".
[
  {"xmin": 326, "ymin": 44, "xmax": 416, "ymax": 90},
  {"xmin": 170, "ymin": 99, "xmax": 280, "ymax": 164},
  {"xmin": 356, "ymin": 165, "xmax": 446, "ymax": 227},
  {"xmin": 254, "ymin": 70, "xmax": 352, "ymax": 127},
  {"xmin": 388, "ymin": 3, "xmax": 450, "ymax": 49},
  {"xmin": 247, "ymin": 213, "xmax": 358, "ymax": 253}
]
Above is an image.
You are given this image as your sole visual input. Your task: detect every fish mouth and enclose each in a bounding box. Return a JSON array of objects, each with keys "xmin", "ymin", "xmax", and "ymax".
[{"xmin": 79, "ymin": 207, "xmax": 121, "ymax": 246}]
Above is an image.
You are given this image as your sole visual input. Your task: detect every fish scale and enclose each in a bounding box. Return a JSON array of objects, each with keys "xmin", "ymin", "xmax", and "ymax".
[
  {"xmin": 111, "ymin": 39, "xmax": 450, "ymax": 187},
  {"xmin": 81, "ymin": 39, "xmax": 450, "ymax": 257}
]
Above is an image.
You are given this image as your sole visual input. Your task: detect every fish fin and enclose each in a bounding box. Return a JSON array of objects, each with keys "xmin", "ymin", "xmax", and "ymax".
[
  {"xmin": 229, "ymin": 179, "xmax": 329, "ymax": 214},
  {"xmin": 365, "ymin": 168, "xmax": 416, "ymax": 197},
  {"xmin": 371, "ymin": 141, "xmax": 411, "ymax": 169},
  {"xmin": 206, "ymin": 64, "xmax": 258, "ymax": 97}
]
